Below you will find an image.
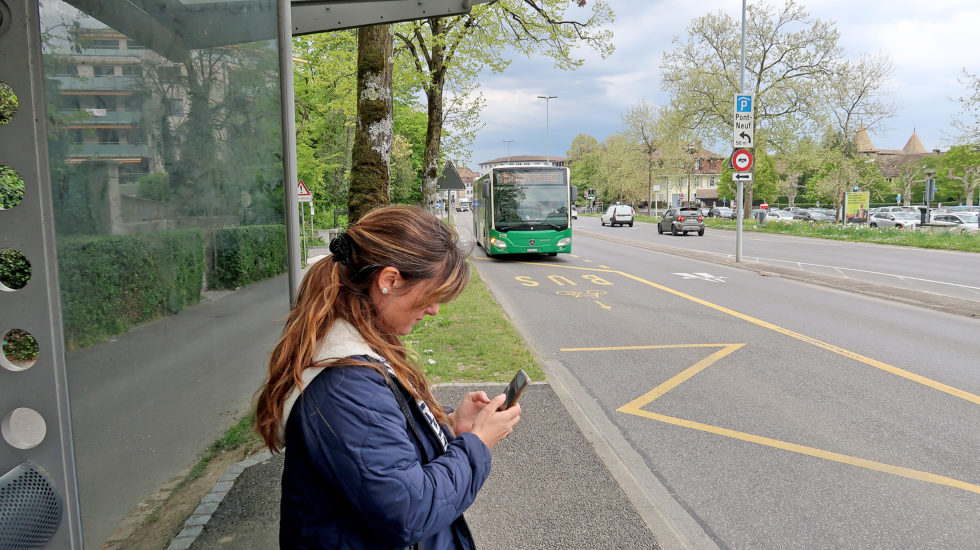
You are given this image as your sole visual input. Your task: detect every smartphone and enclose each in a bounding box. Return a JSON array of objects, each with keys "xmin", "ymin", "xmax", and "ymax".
[{"xmin": 502, "ymin": 369, "xmax": 530, "ymax": 409}]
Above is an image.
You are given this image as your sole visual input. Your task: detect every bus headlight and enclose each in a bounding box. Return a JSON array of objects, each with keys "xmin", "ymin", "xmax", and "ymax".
[
  {"xmin": 490, "ymin": 237, "xmax": 507, "ymax": 249},
  {"xmin": 557, "ymin": 237, "xmax": 571, "ymax": 247}
]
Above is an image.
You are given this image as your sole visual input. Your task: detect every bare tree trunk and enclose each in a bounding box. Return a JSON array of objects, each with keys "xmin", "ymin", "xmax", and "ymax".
[
  {"xmin": 348, "ymin": 25, "xmax": 393, "ymax": 224},
  {"xmin": 421, "ymin": 18, "xmax": 447, "ymax": 213}
]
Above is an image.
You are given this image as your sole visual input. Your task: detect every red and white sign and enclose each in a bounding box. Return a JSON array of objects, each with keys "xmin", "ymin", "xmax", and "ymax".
[
  {"xmin": 732, "ymin": 149, "xmax": 753, "ymax": 172},
  {"xmin": 761, "ymin": 202, "xmax": 769, "ymax": 210},
  {"xmin": 297, "ymin": 180, "xmax": 312, "ymax": 203}
]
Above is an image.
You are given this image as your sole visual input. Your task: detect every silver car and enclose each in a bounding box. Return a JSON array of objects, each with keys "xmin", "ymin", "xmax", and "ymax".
[
  {"xmin": 658, "ymin": 208, "xmax": 705, "ymax": 236},
  {"xmin": 931, "ymin": 213, "xmax": 978, "ymax": 233},
  {"xmin": 869, "ymin": 212, "xmax": 919, "ymax": 229}
]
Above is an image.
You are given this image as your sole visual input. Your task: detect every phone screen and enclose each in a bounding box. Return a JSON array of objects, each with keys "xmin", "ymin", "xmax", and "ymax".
[{"xmin": 503, "ymin": 369, "xmax": 530, "ymax": 409}]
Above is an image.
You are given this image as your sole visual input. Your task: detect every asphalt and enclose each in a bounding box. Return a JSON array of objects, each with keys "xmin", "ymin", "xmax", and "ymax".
[
  {"xmin": 165, "ymin": 234, "xmax": 978, "ymax": 550},
  {"xmin": 164, "ymin": 247, "xmax": 664, "ymax": 550},
  {"xmin": 176, "ymin": 383, "xmax": 662, "ymax": 550}
]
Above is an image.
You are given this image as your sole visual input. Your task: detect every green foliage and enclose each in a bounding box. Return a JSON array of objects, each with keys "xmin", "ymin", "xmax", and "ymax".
[
  {"xmin": 57, "ymin": 230, "xmax": 205, "ymax": 349},
  {"xmin": 2, "ymin": 329, "xmax": 38, "ymax": 363},
  {"xmin": 211, "ymin": 225, "xmax": 287, "ymax": 288},
  {"xmin": 0, "ymin": 166, "xmax": 25, "ymax": 209},
  {"xmin": 136, "ymin": 172, "xmax": 172, "ymax": 202},
  {"xmin": 940, "ymin": 145, "xmax": 980, "ymax": 205},
  {"xmin": 0, "ymin": 248, "xmax": 31, "ymax": 291},
  {"xmin": 705, "ymin": 218, "xmax": 980, "ymax": 253},
  {"xmin": 0, "ymin": 83, "xmax": 17, "ymax": 126}
]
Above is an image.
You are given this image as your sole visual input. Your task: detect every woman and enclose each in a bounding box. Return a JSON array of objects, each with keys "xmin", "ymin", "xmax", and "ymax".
[{"xmin": 255, "ymin": 205, "xmax": 521, "ymax": 549}]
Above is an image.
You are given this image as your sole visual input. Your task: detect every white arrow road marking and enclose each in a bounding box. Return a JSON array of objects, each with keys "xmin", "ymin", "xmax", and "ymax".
[{"xmin": 673, "ymin": 272, "xmax": 728, "ymax": 283}]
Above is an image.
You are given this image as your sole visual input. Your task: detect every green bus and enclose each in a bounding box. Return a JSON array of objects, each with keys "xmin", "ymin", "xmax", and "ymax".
[{"xmin": 472, "ymin": 165, "xmax": 576, "ymax": 256}]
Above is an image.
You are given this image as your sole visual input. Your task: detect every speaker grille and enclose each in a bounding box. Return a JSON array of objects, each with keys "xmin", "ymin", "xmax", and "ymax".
[{"xmin": 0, "ymin": 463, "xmax": 63, "ymax": 550}]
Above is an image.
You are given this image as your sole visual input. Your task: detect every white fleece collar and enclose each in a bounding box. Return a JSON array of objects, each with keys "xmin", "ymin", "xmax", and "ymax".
[{"xmin": 277, "ymin": 319, "xmax": 384, "ymax": 446}]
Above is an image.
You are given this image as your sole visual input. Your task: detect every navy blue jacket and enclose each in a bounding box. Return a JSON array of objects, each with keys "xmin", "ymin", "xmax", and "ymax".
[{"xmin": 280, "ymin": 364, "xmax": 491, "ymax": 549}]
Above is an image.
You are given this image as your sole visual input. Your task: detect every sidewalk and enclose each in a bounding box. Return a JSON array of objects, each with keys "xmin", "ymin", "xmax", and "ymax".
[{"xmin": 175, "ymin": 383, "xmax": 661, "ymax": 550}]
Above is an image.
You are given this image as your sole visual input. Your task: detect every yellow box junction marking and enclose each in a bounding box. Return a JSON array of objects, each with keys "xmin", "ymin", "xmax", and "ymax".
[
  {"xmin": 486, "ymin": 257, "xmax": 980, "ymax": 494},
  {"xmin": 561, "ymin": 344, "xmax": 980, "ymax": 495}
]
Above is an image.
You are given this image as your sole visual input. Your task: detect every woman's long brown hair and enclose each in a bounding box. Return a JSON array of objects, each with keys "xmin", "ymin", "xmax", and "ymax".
[{"xmin": 254, "ymin": 205, "xmax": 469, "ymax": 452}]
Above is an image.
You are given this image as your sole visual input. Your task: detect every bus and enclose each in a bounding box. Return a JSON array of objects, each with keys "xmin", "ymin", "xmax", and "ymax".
[{"xmin": 472, "ymin": 165, "xmax": 576, "ymax": 256}]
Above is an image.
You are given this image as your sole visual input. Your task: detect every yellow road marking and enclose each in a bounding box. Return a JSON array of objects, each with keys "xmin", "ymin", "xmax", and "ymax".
[
  {"xmin": 595, "ymin": 301, "xmax": 611, "ymax": 310},
  {"xmin": 507, "ymin": 259, "xmax": 980, "ymax": 406},
  {"xmin": 563, "ymin": 344, "xmax": 980, "ymax": 495}
]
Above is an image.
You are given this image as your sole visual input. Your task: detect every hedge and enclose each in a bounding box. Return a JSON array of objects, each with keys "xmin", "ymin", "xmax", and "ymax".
[
  {"xmin": 211, "ymin": 224, "xmax": 287, "ymax": 289},
  {"xmin": 57, "ymin": 229, "xmax": 205, "ymax": 349}
]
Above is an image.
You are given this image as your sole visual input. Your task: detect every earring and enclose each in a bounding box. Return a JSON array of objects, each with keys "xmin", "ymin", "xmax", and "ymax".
[{"xmin": 381, "ymin": 287, "xmax": 389, "ymax": 295}]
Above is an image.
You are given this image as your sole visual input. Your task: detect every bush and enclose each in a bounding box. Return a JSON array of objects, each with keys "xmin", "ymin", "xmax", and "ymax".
[
  {"xmin": 135, "ymin": 172, "xmax": 171, "ymax": 202},
  {"xmin": 0, "ymin": 166, "xmax": 25, "ymax": 209},
  {"xmin": 211, "ymin": 225, "xmax": 287, "ymax": 288},
  {"xmin": 0, "ymin": 247, "xmax": 30, "ymax": 290},
  {"xmin": 58, "ymin": 229, "xmax": 205, "ymax": 349}
]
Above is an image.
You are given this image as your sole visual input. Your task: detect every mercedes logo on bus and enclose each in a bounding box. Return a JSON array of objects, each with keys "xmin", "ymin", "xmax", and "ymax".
[{"xmin": 528, "ymin": 239, "xmax": 536, "ymax": 246}]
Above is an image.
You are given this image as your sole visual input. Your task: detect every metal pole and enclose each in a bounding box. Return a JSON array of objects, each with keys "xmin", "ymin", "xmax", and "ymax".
[
  {"xmin": 537, "ymin": 95, "xmax": 557, "ymax": 164},
  {"xmin": 504, "ymin": 139, "xmax": 514, "ymax": 162},
  {"xmin": 735, "ymin": 0, "xmax": 746, "ymax": 263},
  {"xmin": 278, "ymin": 0, "xmax": 302, "ymax": 303}
]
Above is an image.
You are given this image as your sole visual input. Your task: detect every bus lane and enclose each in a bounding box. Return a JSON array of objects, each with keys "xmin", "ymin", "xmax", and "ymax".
[{"xmin": 471, "ymin": 241, "xmax": 980, "ymax": 550}]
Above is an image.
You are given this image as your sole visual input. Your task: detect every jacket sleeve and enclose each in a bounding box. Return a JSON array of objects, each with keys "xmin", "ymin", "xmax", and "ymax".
[{"xmin": 295, "ymin": 366, "xmax": 492, "ymax": 545}]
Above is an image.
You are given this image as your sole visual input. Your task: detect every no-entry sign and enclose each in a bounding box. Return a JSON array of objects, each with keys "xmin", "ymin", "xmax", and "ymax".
[{"xmin": 732, "ymin": 149, "xmax": 753, "ymax": 172}]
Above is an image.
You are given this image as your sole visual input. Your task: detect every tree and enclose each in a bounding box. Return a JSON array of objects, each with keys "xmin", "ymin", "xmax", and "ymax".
[
  {"xmin": 776, "ymin": 137, "xmax": 821, "ymax": 206},
  {"xmin": 598, "ymin": 134, "xmax": 644, "ymax": 204},
  {"xmin": 661, "ymin": 0, "xmax": 841, "ymax": 215},
  {"xmin": 395, "ymin": 0, "xmax": 614, "ymax": 209},
  {"xmin": 348, "ymin": 25, "xmax": 394, "ymax": 223},
  {"xmin": 661, "ymin": 0, "xmax": 840, "ymax": 150},
  {"xmin": 823, "ymin": 52, "xmax": 896, "ymax": 216},
  {"xmin": 941, "ymin": 145, "xmax": 980, "ymax": 206},
  {"xmin": 952, "ymin": 69, "xmax": 980, "ymax": 146},
  {"xmin": 566, "ymin": 133, "xmax": 601, "ymax": 203}
]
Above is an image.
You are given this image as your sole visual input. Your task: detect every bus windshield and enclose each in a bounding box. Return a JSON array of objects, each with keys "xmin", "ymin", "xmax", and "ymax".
[{"xmin": 492, "ymin": 169, "xmax": 569, "ymax": 231}]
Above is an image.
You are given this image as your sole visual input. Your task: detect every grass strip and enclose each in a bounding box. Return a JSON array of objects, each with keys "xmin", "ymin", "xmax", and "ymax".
[
  {"xmin": 591, "ymin": 212, "xmax": 979, "ymax": 253},
  {"xmin": 407, "ymin": 261, "xmax": 544, "ymax": 383}
]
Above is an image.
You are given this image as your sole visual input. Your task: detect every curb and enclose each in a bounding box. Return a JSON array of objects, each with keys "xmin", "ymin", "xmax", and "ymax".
[
  {"xmin": 574, "ymin": 227, "xmax": 980, "ymax": 318},
  {"xmin": 166, "ymin": 451, "xmax": 273, "ymax": 550}
]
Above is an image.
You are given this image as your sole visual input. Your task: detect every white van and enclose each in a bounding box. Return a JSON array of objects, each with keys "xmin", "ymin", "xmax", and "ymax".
[{"xmin": 600, "ymin": 204, "xmax": 634, "ymax": 227}]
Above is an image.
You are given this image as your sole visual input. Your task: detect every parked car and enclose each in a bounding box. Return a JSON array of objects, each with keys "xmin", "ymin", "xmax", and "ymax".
[
  {"xmin": 869, "ymin": 211, "xmax": 920, "ymax": 229},
  {"xmin": 931, "ymin": 213, "xmax": 979, "ymax": 233},
  {"xmin": 601, "ymin": 204, "xmax": 634, "ymax": 227},
  {"xmin": 797, "ymin": 209, "xmax": 829, "ymax": 222},
  {"xmin": 571, "ymin": 205, "xmax": 578, "ymax": 220},
  {"xmin": 766, "ymin": 210, "xmax": 796, "ymax": 222},
  {"xmin": 658, "ymin": 208, "xmax": 705, "ymax": 236},
  {"xmin": 709, "ymin": 206, "xmax": 735, "ymax": 219}
]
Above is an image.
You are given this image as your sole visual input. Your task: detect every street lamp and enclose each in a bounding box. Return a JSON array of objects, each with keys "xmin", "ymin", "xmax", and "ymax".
[
  {"xmin": 536, "ymin": 95, "xmax": 557, "ymax": 164},
  {"xmin": 503, "ymin": 139, "xmax": 514, "ymax": 163}
]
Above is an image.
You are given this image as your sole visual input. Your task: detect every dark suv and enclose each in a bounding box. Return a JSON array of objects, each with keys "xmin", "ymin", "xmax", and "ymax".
[{"xmin": 658, "ymin": 208, "xmax": 705, "ymax": 236}]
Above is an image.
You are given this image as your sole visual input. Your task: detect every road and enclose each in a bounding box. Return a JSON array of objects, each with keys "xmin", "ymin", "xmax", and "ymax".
[
  {"xmin": 458, "ymin": 212, "xmax": 980, "ymax": 549},
  {"xmin": 575, "ymin": 213, "xmax": 980, "ymax": 303}
]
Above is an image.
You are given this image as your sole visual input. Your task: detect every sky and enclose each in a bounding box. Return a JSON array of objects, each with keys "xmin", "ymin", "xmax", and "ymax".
[{"xmin": 463, "ymin": 0, "xmax": 980, "ymax": 169}]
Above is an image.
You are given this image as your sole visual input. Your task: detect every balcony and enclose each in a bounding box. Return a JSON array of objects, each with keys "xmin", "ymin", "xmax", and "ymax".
[
  {"xmin": 52, "ymin": 75, "xmax": 141, "ymax": 92},
  {"xmin": 60, "ymin": 109, "xmax": 142, "ymax": 125},
  {"xmin": 67, "ymin": 143, "xmax": 150, "ymax": 159}
]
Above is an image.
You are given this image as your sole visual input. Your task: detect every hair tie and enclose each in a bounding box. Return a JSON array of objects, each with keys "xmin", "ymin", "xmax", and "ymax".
[{"xmin": 329, "ymin": 233, "xmax": 355, "ymax": 266}]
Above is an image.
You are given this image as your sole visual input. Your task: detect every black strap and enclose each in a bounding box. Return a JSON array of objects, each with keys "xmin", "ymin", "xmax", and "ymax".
[{"xmin": 384, "ymin": 375, "xmax": 431, "ymax": 464}]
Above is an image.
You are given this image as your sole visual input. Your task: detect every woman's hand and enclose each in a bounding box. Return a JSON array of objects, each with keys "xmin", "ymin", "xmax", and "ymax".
[
  {"xmin": 470, "ymin": 394, "xmax": 521, "ymax": 450},
  {"xmin": 451, "ymin": 391, "xmax": 491, "ymax": 435}
]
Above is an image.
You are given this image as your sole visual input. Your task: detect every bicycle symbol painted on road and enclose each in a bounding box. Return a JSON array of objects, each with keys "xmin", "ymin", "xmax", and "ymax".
[{"xmin": 556, "ymin": 290, "xmax": 607, "ymax": 299}]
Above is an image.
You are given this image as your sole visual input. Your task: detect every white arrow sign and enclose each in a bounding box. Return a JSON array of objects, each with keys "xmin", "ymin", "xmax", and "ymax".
[{"xmin": 732, "ymin": 172, "xmax": 753, "ymax": 181}]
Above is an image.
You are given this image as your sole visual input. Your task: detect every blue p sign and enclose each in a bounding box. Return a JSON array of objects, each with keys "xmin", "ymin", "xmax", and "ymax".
[{"xmin": 736, "ymin": 94, "xmax": 752, "ymax": 113}]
